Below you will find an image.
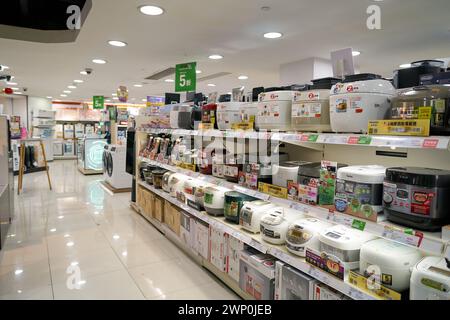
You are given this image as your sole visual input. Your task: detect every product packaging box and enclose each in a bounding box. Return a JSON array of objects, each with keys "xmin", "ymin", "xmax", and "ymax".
[
  {"xmin": 209, "ymin": 227, "xmax": 228, "ymax": 273},
  {"xmin": 275, "ymin": 261, "xmax": 318, "ymax": 300},
  {"xmin": 239, "ymin": 249, "xmax": 276, "ymax": 300},
  {"xmin": 180, "ymin": 212, "xmax": 195, "ymax": 251},
  {"xmin": 313, "ymin": 283, "xmax": 350, "ymax": 300},
  {"xmin": 227, "ymin": 236, "xmax": 245, "ymax": 283},
  {"xmin": 194, "ymin": 219, "xmax": 210, "ymax": 260}
]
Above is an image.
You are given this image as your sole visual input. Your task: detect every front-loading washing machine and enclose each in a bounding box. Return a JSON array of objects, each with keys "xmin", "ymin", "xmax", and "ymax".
[{"xmin": 104, "ymin": 145, "xmax": 132, "ymax": 189}]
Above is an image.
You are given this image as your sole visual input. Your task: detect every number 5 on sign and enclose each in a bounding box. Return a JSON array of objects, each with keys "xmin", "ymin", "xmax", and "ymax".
[{"xmin": 175, "ymin": 62, "xmax": 196, "ymax": 92}]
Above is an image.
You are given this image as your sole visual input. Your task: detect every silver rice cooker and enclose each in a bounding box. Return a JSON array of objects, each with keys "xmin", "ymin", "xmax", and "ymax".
[
  {"xmin": 272, "ymin": 161, "xmax": 311, "ymax": 188},
  {"xmin": 383, "ymin": 167, "xmax": 450, "ymax": 231}
]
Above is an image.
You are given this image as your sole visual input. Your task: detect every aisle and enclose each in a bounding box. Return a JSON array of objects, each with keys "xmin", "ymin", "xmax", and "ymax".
[{"xmin": 0, "ymin": 160, "xmax": 239, "ymax": 300}]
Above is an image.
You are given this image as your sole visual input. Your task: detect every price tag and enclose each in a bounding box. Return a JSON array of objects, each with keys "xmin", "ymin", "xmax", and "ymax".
[
  {"xmin": 351, "ymin": 219, "xmax": 366, "ymax": 231},
  {"xmin": 347, "ymin": 136, "xmax": 359, "ymax": 145}
]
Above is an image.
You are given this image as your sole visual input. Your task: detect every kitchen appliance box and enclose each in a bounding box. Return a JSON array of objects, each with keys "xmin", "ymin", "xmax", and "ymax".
[
  {"xmin": 209, "ymin": 227, "xmax": 228, "ymax": 273},
  {"xmin": 275, "ymin": 261, "xmax": 318, "ymax": 300},
  {"xmin": 313, "ymin": 283, "xmax": 350, "ymax": 300},
  {"xmin": 227, "ymin": 236, "xmax": 245, "ymax": 283},
  {"xmin": 180, "ymin": 211, "xmax": 196, "ymax": 251},
  {"xmin": 239, "ymin": 249, "xmax": 276, "ymax": 300},
  {"xmin": 194, "ymin": 219, "xmax": 209, "ymax": 260}
]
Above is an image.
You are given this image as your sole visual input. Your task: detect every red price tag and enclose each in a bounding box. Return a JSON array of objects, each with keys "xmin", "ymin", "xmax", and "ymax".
[
  {"xmin": 347, "ymin": 137, "xmax": 359, "ymax": 145},
  {"xmin": 423, "ymin": 139, "xmax": 438, "ymax": 149},
  {"xmin": 300, "ymin": 135, "xmax": 310, "ymax": 142}
]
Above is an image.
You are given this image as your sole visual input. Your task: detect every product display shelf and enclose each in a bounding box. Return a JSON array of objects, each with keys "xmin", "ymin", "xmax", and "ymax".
[
  {"xmin": 137, "ymin": 128, "xmax": 450, "ymax": 151},
  {"xmin": 138, "ymin": 180, "xmax": 376, "ymax": 300},
  {"xmin": 132, "ymin": 198, "xmax": 255, "ymax": 300},
  {"xmin": 139, "ymin": 157, "xmax": 449, "ymax": 258}
]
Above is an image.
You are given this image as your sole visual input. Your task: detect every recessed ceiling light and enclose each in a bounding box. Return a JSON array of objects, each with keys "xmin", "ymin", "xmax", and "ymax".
[
  {"xmin": 208, "ymin": 54, "xmax": 223, "ymax": 60},
  {"xmin": 105, "ymin": 100, "xmax": 111, "ymax": 102},
  {"xmin": 207, "ymin": 83, "xmax": 216, "ymax": 87},
  {"xmin": 112, "ymin": 93, "xmax": 117, "ymax": 96},
  {"xmin": 66, "ymin": 241, "xmax": 75, "ymax": 247},
  {"xmin": 70, "ymin": 261, "xmax": 79, "ymax": 266},
  {"xmin": 63, "ymin": 90, "xmax": 71, "ymax": 94},
  {"xmin": 1, "ymin": 65, "xmax": 9, "ymax": 70},
  {"xmin": 165, "ymin": 79, "xmax": 174, "ymax": 83},
  {"xmin": 74, "ymin": 80, "xmax": 84, "ymax": 83},
  {"xmin": 113, "ymin": 97, "xmax": 119, "ymax": 100},
  {"xmin": 108, "ymin": 40, "xmax": 127, "ymax": 47},
  {"xmin": 11, "ymin": 87, "xmax": 19, "ymax": 90},
  {"xmin": 399, "ymin": 63, "xmax": 412, "ymax": 68},
  {"xmin": 263, "ymin": 32, "xmax": 282, "ymax": 39},
  {"xmin": 14, "ymin": 269, "xmax": 23, "ymax": 275},
  {"xmin": 68, "ymin": 85, "xmax": 77, "ymax": 89},
  {"xmin": 142, "ymin": 99, "xmax": 147, "ymax": 102},
  {"xmin": 80, "ymin": 71, "xmax": 88, "ymax": 75},
  {"xmin": 47, "ymin": 96, "xmax": 53, "ymax": 99},
  {"xmin": 60, "ymin": 94, "xmax": 67, "ymax": 97},
  {"xmin": 14, "ymin": 92, "xmax": 23, "ymax": 95},
  {"xmin": 133, "ymin": 84, "xmax": 143, "ymax": 87},
  {"xmin": 352, "ymin": 51, "xmax": 361, "ymax": 57},
  {"xmin": 238, "ymin": 75, "xmax": 248, "ymax": 80},
  {"xmin": 196, "ymin": 70, "xmax": 202, "ymax": 74},
  {"xmin": 139, "ymin": 5, "xmax": 164, "ymax": 16},
  {"xmin": 7, "ymin": 82, "xmax": 17, "ymax": 86},
  {"xmin": 92, "ymin": 59, "xmax": 107, "ymax": 64}
]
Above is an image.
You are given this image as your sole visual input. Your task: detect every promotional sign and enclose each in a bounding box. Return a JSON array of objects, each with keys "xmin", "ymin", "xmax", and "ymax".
[
  {"xmin": 117, "ymin": 86, "xmax": 128, "ymax": 103},
  {"xmin": 93, "ymin": 96, "xmax": 105, "ymax": 109},
  {"xmin": 146, "ymin": 96, "xmax": 165, "ymax": 107},
  {"xmin": 175, "ymin": 62, "xmax": 197, "ymax": 92}
]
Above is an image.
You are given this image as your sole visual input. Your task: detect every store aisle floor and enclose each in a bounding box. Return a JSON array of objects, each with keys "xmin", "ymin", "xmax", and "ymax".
[{"xmin": 0, "ymin": 161, "xmax": 239, "ymax": 300}]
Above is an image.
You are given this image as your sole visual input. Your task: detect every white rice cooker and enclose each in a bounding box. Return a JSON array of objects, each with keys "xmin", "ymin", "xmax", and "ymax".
[
  {"xmin": 285, "ymin": 218, "xmax": 332, "ymax": 257},
  {"xmin": 168, "ymin": 173, "xmax": 189, "ymax": 199},
  {"xmin": 257, "ymin": 91, "xmax": 297, "ymax": 131},
  {"xmin": 162, "ymin": 171, "xmax": 176, "ymax": 193},
  {"xmin": 335, "ymin": 165, "xmax": 386, "ymax": 220},
  {"xmin": 260, "ymin": 208, "xmax": 302, "ymax": 245},
  {"xmin": 183, "ymin": 178, "xmax": 201, "ymax": 205},
  {"xmin": 330, "ymin": 74, "xmax": 396, "ymax": 133},
  {"xmin": 272, "ymin": 161, "xmax": 311, "ymax": 188},
  {"xmin": 203, "ymin": 185, "xmax": 231, "ymax": 216},
  {"xmin": 410, "ymin": 256, "xmax": 450, "ymax": 300},
  {"xmin": 318, "ymin": 225, "xmax": 377, "ymax": 268},
  {"xmin": 217, "ymin": 102, "xmax": 257, "ymax": 130},
  {"xmin": 239, "ymin": 200, "xmax": 278, "ymax": 233},
  {"xmin": 190, "ymin": 183, "xmax": 212, "ymax": 211},
  {"xmin": 360, "ymin": 238, "xmax": 422, "ymax": 292},
  {"xmin": 169, "ymin": 104, "xmax": 181, "ymax": 129}
]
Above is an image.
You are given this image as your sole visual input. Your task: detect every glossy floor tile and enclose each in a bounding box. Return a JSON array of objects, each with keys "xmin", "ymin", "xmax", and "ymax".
[{"xmin": 0, "ymin": 160, "xmax": 239, "ymax": 300}]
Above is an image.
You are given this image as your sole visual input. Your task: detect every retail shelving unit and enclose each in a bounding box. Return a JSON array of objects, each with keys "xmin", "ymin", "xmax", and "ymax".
[{"xmin": 134, "ymin": 126, "xmax": 450, "ymax": 300}]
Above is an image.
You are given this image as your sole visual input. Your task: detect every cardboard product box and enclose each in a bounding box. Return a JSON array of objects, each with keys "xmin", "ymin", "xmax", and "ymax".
[
  {"xmin": 313, "ymin": 283, "xmax": 350, "ymax": 300},
  {"xmin": 153, "ymin": 196, "xmax": 164, "ymax": 222},
  {"xmin": 164, "ymin": 201, "xmax": 181, "ymax": 236},
  {"xmin": 194, "ymin": 219, "xmax": 210, "ymax": 260},
  {"xmin": 239, "ymin": 249, "xmax": 276, "ymax": 300},
  {"xmin": 275, "ymin": 262, "xmax": 318, "ymax": 300},
  {"xmin": 227, "ymin": 236, "xmax": 245, "ymax": 283},
  {"xmin": 209, "ymin": 227, "xmax": 228, "ymax": 273},
  {"xmin": 180, "ymin": 212, "xmax": 195, "ymax": 250}
]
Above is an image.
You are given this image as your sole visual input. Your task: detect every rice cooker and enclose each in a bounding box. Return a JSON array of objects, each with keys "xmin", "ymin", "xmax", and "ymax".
[
  {"xmin": 389, "ymin": 85, "xmax": 450, "ymax": 135},
  {"xmin": 178, "ymin": 104, "xmax": 197, "ymax": 130},
  {"xmin": 198, "ymin": 148, "xmax": 213, "ymax": 175},
  {"xmin": 257, "ymin": 91, "xmax": 298, "ymax": 131},
  {"xmin": 260, "ymin": 208, "xmax": 302, "ymax": 245},
  {"xmin": 393, "ymin": 60, "xmax": 444, "ymax": 89},
  {"xmin": 203, "ymin": 186, "xmax": 231, "ymax": 216},
  {"xmin": 212, "ymin": 153, "xmax": 225, "ymax": 178},
  {"xmin": 335, "ymin": 165, "xmax": 386, "ymax": 220},
  {"xmin": 183, "ymin": 178, "xmax": 201, "ymax": 206},
  {"xmin": 189, "ymin": 184, "xmax": 211, "ymax": 212},
  {"xmin": 201, "ymin": 103, "xmax": 218, "ymax": 129},
  {"xmin": 224, "ymin": 154, "xmax": 245, "ymax": 183},
  {"xmin": 224, "ymin": 191, "xmax": 257, "ymax": 224},
  {"xmin": 318, "ymin": 225, "xmax": 377, "ymax": 267},
  {"xmin": 330, "ymin": 74, "xmax": 396, "ymax": 133},
  {"xmin": 169, "ymin": 104, "xmax": 181, "ymax": 129},
  {"xmin": 217, "ymin": 102, "xmax": 257, "ymax": 130},
  {"xmin": 292, "ymin": 77, "xmax": 340, "ymax": 132},
  {"xmin": 243, "ymin": 153, "xmax": 289, "ymax": 187},
  {"xmin": 286, "ymin": 218, "xmax": 332, "ymax": 257},
  {"xmin": 383, "ymin": 167, "xmax": 450, "ymax": 231},
  {"xmin": 162, "ymin": 171, "xmax": 175, "ymax": 193},
  {"xmin": 151, "ymin": 169, "xmax": 168, "ymax": 189},
  {"xmin": 240, "ymin": 200, "xmax": 278, "ymax": 233},
  {"xmin": 168, "ymin": 173, "xmax": 189, "ymax": 198},
  {"xmin": 410, "ymin": 256, "xmax": 450, "ymax": 300},
  {"xmin": 360, "ymin": 238, "xmax": 422, "ymax": 292},
  {"xmin": 272, "ymin": 161, "xmax": 311, "ymax": 188}
]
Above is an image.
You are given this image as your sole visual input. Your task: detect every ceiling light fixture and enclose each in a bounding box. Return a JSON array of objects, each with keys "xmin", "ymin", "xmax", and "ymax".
[
  {"xmin": 47, "ymin": 96, "xmax": 53, "ymax": 99},
  {"xmin": 74, "ymin": 80, "xmax": 84, "ymax": 83},
  {"xmin": 80, "ymin": 71, "xmax": 88, "ymax": 75},
  {"xmin": 92, "ymin": 59, "xmax": 107, "ymax": 64},
  {"xmin": 352, "ymin": 51, "xmax": 361, "ymax": 57},
  {"xmin": 263, "ymin": 32, "xmax": 282, "ymax": 39},
  {"xmin": 207, "ymin": 83, "xmax": 216, "ymax": 87},
  {"xmin": 139, "ymin": 5, "xmax": 164, "ymax": 16},
  {"xmin": 1, "ymin": 65, "xmax": 9, "ymax": 70},
  {"xmin": 11, "ymin": 87, "xmax": 19, "ymax": 90},
  {"xmin": 68, "ymin": 85, "xmax": 77, "ymax": 89},
  {"xmin": 108, "ymin": 40, "xmax": 127, "ymax": 47},
  {"xmin": 60, "ymin": 94, "xmax": 67, "ymax": 97},
  {"xmin": 7, "ymin": 82, "xmax": 17, "ymax": 86},
  {"xmin": 399, "ymin": 63, "xmax": 412, "ymax": 68},
  {"xmin": 165, "ymin": 79, "xmax": 174, "ymax": 83},
  {"xmin": 133, "ymin": 84, "xmax": 143, "ymax": 87},
  {"xmin": 14, "ymin": 269, "xmax": 23, "ymax": 275},
  {"xmin": 196, "ymin": 70, "xmax": 202, "ymax": 74},
  {"xmin": 238, "ymin": 75, "xmax": 248, "ymax": 80},
  {"xmin": 14, "ymin": 92, "xmax": 23, "ymax": 95},
  {"xmin": 208, "ymin": 54, "xmax": 223, "ymax": 60},
  {"xmin": 63, "ymin": 90, "xmax": 71, "ymax": 94}
]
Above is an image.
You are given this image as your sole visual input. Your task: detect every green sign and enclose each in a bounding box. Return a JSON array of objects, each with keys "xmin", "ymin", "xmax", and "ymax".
[
  {"xmin": 175, "ymin": 62, "xmax": 197, "ymax": 92},
  {"xmin": 308, "ymin": 134, "xmax": 319, "ymax": 142},
  {"xmin": 352, "ymin": 219, "xmax": 366, "ymax": 231},
  {"xmin": 358, "ymin": 136, "xmax": 372, "ymax": 145},
  {"xmin": 93, "ymin": 96, "xmax": 105, "ymax": 109}
]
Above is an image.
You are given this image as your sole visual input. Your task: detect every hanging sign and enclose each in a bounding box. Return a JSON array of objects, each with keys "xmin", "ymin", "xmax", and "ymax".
[
  {"xmin": 117, "ymin": 86, "xmax": 128, "ymax": 103},
  {"xmin": 175, "ymin": 62, "xmax": 197, "ymax": 92},
  {"xmin": 93, "ymin": 96, "xmax": 105, "ymax": 109},
  {"xmin": 147, "ymin": 96, "xmax": 165, "ymax": 107}
]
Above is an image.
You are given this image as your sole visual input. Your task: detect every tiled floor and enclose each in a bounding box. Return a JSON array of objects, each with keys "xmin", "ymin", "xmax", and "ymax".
[{"xmin": 0, "ymin": 160, "xmax": 239, "ymax": 300}]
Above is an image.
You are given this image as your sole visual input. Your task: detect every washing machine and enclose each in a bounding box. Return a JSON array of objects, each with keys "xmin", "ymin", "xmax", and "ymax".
[
  {"xmin": 102, "ymin": 144, "xmax": 113, "ymax": 182},
  {"xmin": 330, "ymin": 74, "xmax": 396, "ymax": 133},
  {"xmin": 104, "ymin": 145, "xmax": 132, "ymax": 189}
]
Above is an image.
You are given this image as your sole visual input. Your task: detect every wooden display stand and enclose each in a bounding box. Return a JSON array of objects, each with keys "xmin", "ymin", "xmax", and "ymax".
[{"xmin": 17, "ymin": 139, "xmax": 52, "ymax": 195}]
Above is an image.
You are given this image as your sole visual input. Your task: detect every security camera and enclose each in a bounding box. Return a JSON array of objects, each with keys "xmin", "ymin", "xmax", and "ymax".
[
  {"xmin": 23, "ymin": 88, "xmax": 28, "ymax": 92},
  {"xmin": 85, "ymin": 68, "xmax": 93, "ymax": 75},
  {"xmin": 0, "ymin": 75, "xmax": 11, "ymax": 82}
]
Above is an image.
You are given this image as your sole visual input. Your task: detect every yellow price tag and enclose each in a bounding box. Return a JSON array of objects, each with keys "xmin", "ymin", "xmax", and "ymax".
[{"xmin": 418, "ymin": 107, "xmax": 432, "ymax": 119}]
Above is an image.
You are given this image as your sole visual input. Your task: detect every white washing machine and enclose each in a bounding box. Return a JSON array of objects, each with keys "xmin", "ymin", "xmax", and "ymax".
[{"xmin": 103, "ymin": 145, "xmax": 131, "ymax": 189}]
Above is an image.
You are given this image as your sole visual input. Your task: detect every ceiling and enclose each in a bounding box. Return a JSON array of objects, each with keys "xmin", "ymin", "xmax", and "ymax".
[{"xmin": 1, "ymin": 0, "xmax": 450, "ymax": 102}]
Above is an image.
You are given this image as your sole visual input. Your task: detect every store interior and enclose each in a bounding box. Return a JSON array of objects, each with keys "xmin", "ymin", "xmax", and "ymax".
[{"xmin": 0, "ymin": 0, "xmax": 450, "ymax": 301}]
